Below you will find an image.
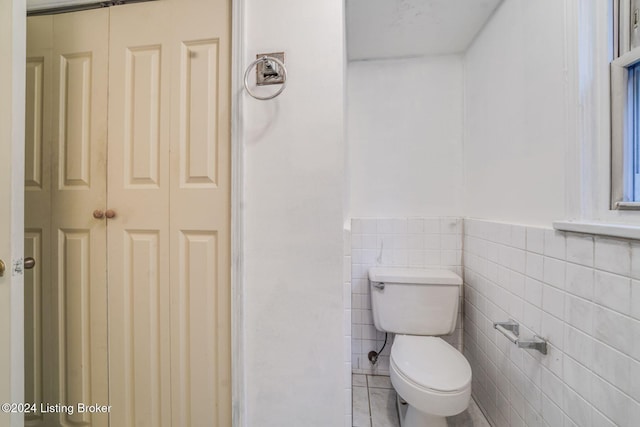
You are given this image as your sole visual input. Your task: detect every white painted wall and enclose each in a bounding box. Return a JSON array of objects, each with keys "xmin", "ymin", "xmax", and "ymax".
[
  {"xmin": 242, "ymin": 1, "xmax": 345, "ymax": 426},
  {"xmin": 348, "ymin": 55, "xmax": 464, "ymax": 218},
  {"xmin": 463, "ymin": 0, "xmax": 568, "ymax": 227}
]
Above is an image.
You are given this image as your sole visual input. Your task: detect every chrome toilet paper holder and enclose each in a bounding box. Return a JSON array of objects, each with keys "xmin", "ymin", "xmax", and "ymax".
[{"xmin": 494, "ymin": 319, "xmax": 548, "ymax": 355}]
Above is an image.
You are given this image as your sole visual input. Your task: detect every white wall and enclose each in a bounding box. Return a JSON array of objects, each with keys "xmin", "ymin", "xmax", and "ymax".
[
  {"xmin": 242, "ymin": 1, "xmax": 346, "ymax": 426},
  {"xmin": 348, "ymin": 55, "xmax": 464, "ymax": 218},
  {"xmin": 460, "ymin": 3, "xmax": 640, "ymax": 427},
  {"xmin": 463, "ymin": 0, "xmax": 568, "ymax": 227}
]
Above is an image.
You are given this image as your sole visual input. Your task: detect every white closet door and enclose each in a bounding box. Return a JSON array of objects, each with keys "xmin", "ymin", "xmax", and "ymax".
[
  {"xmin": 26, "ymin": 2, "xmax": 231, "ymax": 425},
  {"xmin": 26, "ymin": 9, "xmax": 110, "ymax": 427},
  {"xmin": 50, "ymin": 9, "xmax": 109, "ymax": 427},
  {"xmin": 106, "ymin": 2, "xmax": 172, "ymax": 426},
  {"xmin": 168, "ymin": 1, "xmax": 231, "ymax": 425},
  {"xmin": 107, "ymin": 1, "xmax": 231, "ymax": 426},
  {"xmin": 25, "ymin": 15, "xmax": 52, "ymax": 427}
]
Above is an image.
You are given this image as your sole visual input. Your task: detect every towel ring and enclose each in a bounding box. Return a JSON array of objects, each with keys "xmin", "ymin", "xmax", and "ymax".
[{"xmin": 243, "ymin": 56, "xmax": 288, "ymax": 101}]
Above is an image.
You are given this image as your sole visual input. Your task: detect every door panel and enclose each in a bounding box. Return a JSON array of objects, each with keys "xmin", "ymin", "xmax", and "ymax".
[
  {"xmin": 58, "ymin": 53, "xmax": 93, "ymax": 188},
  {"xmin": 58, "ymin": 229, "xmax": 92, "ymax": 426},
  {"xmin": 24, "ymin": 230, "xmax": 44, "ymax": 426},
  {"xmin": 169, "ymin": 2, "xmax": 231, "ymax": 425},
  {"xmin": 107, "ymin": 4, "xmax": 172, "ymax": 427},
  {"xmin": 25, "ymin": 15, "xmax": 53, "ymax": 427},
  {"xmin": 180, "ymin": 39, "xmax": 220, "ymax": 187},
  {"xmin": 25, "ymin": 57, "xmax": 45, "ymax": 190},
  {"xmin": 51, "ymin": 9, "xmax": 109, "ymax": 427},
  {"xmin": 124, "ymin": 46, "xmax": 162, "ymax": 188},
  {"xmin": 109, "ymin": 1, "xmax": 231, "ymax": 425},
  {"xmin": 122, "ymin": 230, "xmax": 163, "ymax": 426},
  {"xmin": 27, "ymin": 10, "xmax": 110, "ymax": 426},
  {"xmin": 173, "ymin": 230, "xmax": 222, "ymax": 425}
]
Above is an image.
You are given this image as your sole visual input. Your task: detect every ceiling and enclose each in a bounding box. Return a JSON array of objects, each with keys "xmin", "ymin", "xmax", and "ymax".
[
  {"xmin": 27, "ymin": 0, "xmax": 99, "ymax": 11},
  {"xmin": 346, "ymin": 0, "xmax": 503, "ymax": 61}
]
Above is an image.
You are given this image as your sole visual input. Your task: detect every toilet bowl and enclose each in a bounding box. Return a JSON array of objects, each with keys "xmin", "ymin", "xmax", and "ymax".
[
  {"xmin": 367, "ymin": 267, "xmax": 472, "ymax": 427},
  {"xmin": 389, "ymin": 335, "xmax": 471, "ymax": 427}
]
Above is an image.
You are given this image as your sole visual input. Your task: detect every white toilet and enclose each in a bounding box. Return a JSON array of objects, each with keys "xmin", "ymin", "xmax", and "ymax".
[{"xmin": 368, "ymin": 267, "xmax": 471, "ymax": 427}]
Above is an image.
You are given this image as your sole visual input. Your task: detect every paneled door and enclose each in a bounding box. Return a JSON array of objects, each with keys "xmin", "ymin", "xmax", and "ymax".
[
  {"xmin": 105, "ymin": 3, "xmax": 172, "ymax": 426},
  {"xmin": 24, "ymin": 14, "xmax": 52, "ymax": 427},
  {"xmin": 50, "ymin": 10, "xmax": 111, "ymax": 427},
  {"xmin": 107, "ymin": 1, "xmax": 231, "ymax": 425},
  {"xmin": 25, "ymin": 1, "xmax": 231, "ymax": 426},
  {"xmin": 25, "ymin": 9, "xmax": 110, "ymax": 427}
]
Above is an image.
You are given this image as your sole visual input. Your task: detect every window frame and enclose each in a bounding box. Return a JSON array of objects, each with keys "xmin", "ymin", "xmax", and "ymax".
[{"xmin": 611, "ymin": 0, "xmax": 640, "ymax": 209}]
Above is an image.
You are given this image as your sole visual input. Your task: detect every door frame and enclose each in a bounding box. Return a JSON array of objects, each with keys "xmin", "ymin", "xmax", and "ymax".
[
  {"xmin": 230, "ymin": 0, "xmax": 245, "ymax": 426},
  {"xmin": 2, "ymin": 0, "xmax": 25, "ymax": 426}
]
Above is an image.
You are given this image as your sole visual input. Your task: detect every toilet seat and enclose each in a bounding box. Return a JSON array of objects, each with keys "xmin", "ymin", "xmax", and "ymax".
[{"xmin": 391, "ymin": 335, "xmax": 471, "ymax": 393}]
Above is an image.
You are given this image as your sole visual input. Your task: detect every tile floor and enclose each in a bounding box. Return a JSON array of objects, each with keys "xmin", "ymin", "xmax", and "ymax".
[{"xmin": 352, "ymin": 374, "xmax": 491, "ymax": 427}]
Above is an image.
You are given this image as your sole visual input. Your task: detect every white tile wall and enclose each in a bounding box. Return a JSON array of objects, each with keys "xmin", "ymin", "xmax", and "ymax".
[
  {"xmin": 351, "ymin": 217, "xmax": 463, "ymax": 375},
  {"xmin": 464, "ymin": 219, "xmax": 640, "ymax": 427}
]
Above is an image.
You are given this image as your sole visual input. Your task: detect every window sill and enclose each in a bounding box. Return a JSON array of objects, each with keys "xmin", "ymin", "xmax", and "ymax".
[
  {"xmin": 615, "ymin": 202, "xmax": 640, "ymax": 210},
  {"xmin": 553, "ymin": 220, "xmax": 640, "ymax": 240}
]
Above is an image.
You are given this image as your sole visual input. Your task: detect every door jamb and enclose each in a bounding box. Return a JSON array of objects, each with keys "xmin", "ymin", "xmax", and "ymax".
[
  {"xmin": 231, "ymin": 0, "xmax": 245, "ymax": 425},
  {"xmin": 6, "ymin": 0, "xmax": 26, "ymax": 425}
]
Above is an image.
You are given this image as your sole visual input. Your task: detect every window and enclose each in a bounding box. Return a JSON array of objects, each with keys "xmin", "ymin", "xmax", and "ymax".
[
  {"xmin": 630, "ymin": 62, "xmax": 640, "ymax": 200},
  {"xmin": 611, "ymin": 0, "xmax": 640, "ymax": 208}
]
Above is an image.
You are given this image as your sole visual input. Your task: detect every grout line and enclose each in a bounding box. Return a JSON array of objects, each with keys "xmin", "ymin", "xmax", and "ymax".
[{"xmin": 365, "ymin": 375, "xmax": 373, "ymax": 427}]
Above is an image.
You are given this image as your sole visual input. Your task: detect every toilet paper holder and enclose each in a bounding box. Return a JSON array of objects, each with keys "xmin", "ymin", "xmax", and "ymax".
[{"xmin": 494, "ymin": 319, "xmax": 548, "ymax": 355}]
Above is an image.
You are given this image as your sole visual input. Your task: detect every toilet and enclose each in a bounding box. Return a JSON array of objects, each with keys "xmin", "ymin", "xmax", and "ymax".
[{"xmin": 368, "ymin": 267, "xmax": 471, "ymax": 427}]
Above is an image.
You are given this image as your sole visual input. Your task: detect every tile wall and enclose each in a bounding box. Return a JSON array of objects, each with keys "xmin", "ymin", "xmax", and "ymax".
[
  {"xmin": 350, "ymin": 217, "xmax": 463, "ymax": 375},
  {"xmin": 464, "ymin": 219, "xmax": 640, "ymax": 427}
]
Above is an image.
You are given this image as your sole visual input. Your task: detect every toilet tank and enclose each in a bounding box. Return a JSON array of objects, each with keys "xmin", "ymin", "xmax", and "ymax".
[{"xmin": 369, "ymin": 267, "xmax": 462, "ymax": 336}]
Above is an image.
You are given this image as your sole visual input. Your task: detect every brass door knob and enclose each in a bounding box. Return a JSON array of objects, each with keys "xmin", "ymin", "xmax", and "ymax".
[
  {"xmin": 24, "ymin": 257, "xmax": 36, "ymax": 270},
  {"xmin": 105, "ymin": 209, "xmax": 116, "ymax": 219},
  {"xmin": 93, "ymin": 209, "xmax": 105, "ymax": 219},
  {"xmin": 0, "ymin": 259, "xmax": 5, "ymax": 276}
]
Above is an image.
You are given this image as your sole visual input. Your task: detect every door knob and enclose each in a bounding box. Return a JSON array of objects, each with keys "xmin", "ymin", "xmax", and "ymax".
[
  {"xmin": 93, "ymin": 209, "xmax": 105, "ymax": 219},
  {"xmin": 105, "ymin": 209, "xmax": 116, "ymax": 219},
  {"xmin": 0, "ymin": 259, "xmax": 4, "ymax": 276},
  {"xmin": 24, "ymin": 257, "xmax": 36, "ymax": 270}
]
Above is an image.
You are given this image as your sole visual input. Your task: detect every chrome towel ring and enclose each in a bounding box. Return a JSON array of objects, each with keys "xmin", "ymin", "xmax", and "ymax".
[{"xmin": 243, "ymin": 55, "xmax": 288, "ymax": 100}]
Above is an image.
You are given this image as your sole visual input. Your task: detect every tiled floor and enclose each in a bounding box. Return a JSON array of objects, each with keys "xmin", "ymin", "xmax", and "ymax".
[{"xmin": 352, "ymin": 374, "xmax": 491, "ymax": 427}]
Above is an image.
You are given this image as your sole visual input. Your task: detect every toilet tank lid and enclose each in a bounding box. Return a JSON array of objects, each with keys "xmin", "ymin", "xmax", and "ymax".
[{"xmin": 368, "ymin": 267, "xmax": 462, "ymax": 285}]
